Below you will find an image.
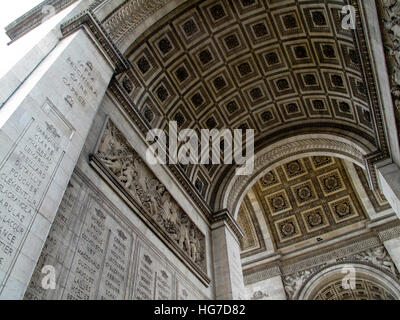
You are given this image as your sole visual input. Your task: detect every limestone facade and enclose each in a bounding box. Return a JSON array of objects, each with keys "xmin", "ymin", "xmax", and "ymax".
[{"xmin": 0, "ymin": 0, "xmax": 400, "ymax": 300}]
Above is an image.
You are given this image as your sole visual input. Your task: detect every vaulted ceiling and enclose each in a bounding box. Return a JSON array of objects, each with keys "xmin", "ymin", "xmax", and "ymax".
[
  {"xmin": 114, "ymin": 0, "xmax": 384, "ymax": 208},
  {"xmin": 237, "ymin": 156, "xmax": 390, "ymax": 255},
  {"xmin": 313, "ymin": 278, "xmax": 396, "ymax": 300}
]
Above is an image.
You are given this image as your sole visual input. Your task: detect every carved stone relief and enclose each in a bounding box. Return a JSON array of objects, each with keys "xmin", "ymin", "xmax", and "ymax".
[
  {"xmin": 282, "ymin": 265, "xmax": 325, "ymax": 300},
  {"xmin": 282, "ymin": 245, "xmax": 399, "ymax": 300},
  {"xmin": 102, "ymin": 0, "xmax": 170, "ymax": 46},
  {"xmin": 337, "ymin": 246, "xmax": 399, "ymax": 277},
  {"xmin": 94, "ymin": 120, "xmax": 207, "ymax": 273}
]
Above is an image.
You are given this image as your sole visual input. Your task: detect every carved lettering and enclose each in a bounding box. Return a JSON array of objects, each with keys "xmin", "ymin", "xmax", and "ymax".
[{"xmin": 0, "ymin": 117, "xmax": 65, "ymax": 290}]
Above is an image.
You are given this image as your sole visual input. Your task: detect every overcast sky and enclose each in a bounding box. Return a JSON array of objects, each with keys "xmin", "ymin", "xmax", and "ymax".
[
  {"xmin": 0, "ymin": 1, "xmax": 43, "ymax": 47},
  {"xmin": 0, "ymin": 0, "xmax": 53, "ymax": 77}
]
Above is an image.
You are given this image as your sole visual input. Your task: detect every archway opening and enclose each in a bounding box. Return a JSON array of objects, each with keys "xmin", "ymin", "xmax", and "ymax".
[
  {"xmin": 235, "ymin": 154, "xmax": 396, "ymax": 301},
  {"xmin": 298, "ymin": 263, "xmax": 400, "ymax": 300},
  {"xmin": 235, "ymin": 154, "xmax": 390, "ymax": 256}
]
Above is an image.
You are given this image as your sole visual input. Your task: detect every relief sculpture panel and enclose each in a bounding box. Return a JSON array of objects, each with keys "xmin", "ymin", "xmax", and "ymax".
[{"xmin": 92, "ymin": 120, "xmax": 207, "ymax": 275}]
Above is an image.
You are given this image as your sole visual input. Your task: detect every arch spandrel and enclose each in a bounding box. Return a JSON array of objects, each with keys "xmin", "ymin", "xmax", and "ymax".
[{"xmin": 297, "ymin": 263, "xmax": 400, "ymax": 300}]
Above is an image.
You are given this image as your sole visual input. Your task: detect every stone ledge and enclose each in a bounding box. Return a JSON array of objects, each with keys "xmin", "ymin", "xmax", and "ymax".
[
  {"xmin": 5, "ymin": 0, "xmax": 79, "ymax": 42},
  {"xmin": 212, "ymin": 209, "xmax": 244, "ymax": 241},
  {"xmin": 60, "ymin": 9, "xmax": 130, "ymax": 74}
]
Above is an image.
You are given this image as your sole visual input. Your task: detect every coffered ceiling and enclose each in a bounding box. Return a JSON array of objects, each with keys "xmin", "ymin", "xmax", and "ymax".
[
  {"xmin": 313, "ymin": 278, "xmax": 396, "ymax": 300},
  {"xmin": 114, "ymin": 0, "xmax": 383, "ymax": 207},
  {"xmin": 237, "ymin": 156, "xmax": 390, "ymax": 254}
]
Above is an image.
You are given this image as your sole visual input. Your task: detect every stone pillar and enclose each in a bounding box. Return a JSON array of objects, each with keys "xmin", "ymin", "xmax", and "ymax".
[
  {"xmin": 360, "ymin": 0, "xmax": 400, "ymax": 167},
  {"xmin": 376, "ymin": 162, "xmax": 400, "ymax": 217},
  {"xmin": 211, "ymin": 210, "xmax": 245, "ymax": 300},
  {"xmin": 376, "ymin": 162, "xmax": 400, "ymax": 271},
  {"xmin": 0, "ymin": 26, "xmax": 115, "ymax": 298}
]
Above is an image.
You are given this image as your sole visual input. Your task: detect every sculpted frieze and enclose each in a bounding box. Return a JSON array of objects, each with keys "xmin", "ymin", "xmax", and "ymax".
[
  {"xmin": 282, "ymin": 266, "xmax": 325, "ymax": 300},
  {"xmin": 282, "ymin": 246, "xmax": 399, "ymax": 300},
  {"xmin": 337, "ymin": 246, "xmax": 399, "ymax": 277},
  {"xmin": 94, "ymin": 120, "xmax": 207, "ymax": 274},
  {"xmin": 102, "ymin": 0, "xmax": 170, "ymax": 45}
]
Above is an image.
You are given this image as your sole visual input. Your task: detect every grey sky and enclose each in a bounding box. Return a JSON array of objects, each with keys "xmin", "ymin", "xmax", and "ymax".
[{"xmin": 0, "ymin": 0, "xmax": 51, "ymax": 77}]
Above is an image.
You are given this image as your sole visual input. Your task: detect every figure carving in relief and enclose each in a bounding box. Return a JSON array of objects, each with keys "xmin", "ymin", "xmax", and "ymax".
[
  {"xmin": 132, "ymin": 156, "xmax": 149, "ymax": 199},
  {"xmin": 160, "ymin": 193, "xmax": 179, "ymax": 230},
  {"xmin": 146, "ymin": 178, "xmax": 163, "ymax": 216},
  {"xmin": 177, "ymin": 216, "xmax": 191, "ymax": 253},
  {"xmin": 98, "ymin": 127, "xmax": 114, "ymax": 155},
  {"xmin": 161, "ymin": 192, "xmax": 173, "ymax": 221},
  {"xmin": 118, "ymin": 154, "xmax": 149, "ymax": 206},
  {"xmin": 383, "ymin": 0, "xmax": 400, "ymax": 36},
  {"xmin": 164, "ymin": 202, "xmax": 180, "ymax": 238},
  {"xmin": 169, "ymin": 202, "xmax": 179, "ymax": 226},
  {"xmin": 96, "ymin": 121, "xmax": 206, "ymax": 270},
  {"xmin": 383, "ymin": 0, "xmax": 400, "ymax": 32},
  {"xmin": 99, "ymin": 123, "xmax": 125, "ymax": 157},
  {"xmin": 383, "ymin": 0, "xmax": 400, "ymax": 97},
  {"xmin": 98, "ymin": 125, "xmax": 125, "ymax": 176},
  {"xmin": 387, "ymin": 48, "xmax": 400, "ymax": 87},
  {"xmin": 189, "ymin": 226, "xmax": 201, "ymax": 262},
  {"xmin": 102, "ymin": 153, "xmax": 124, "ymax": 176},
  {"xmin": 189, "ymin": 239, "xmax": 198, "ymax": 262},
  {"xmin": 355, "ymin": 247, "xmax": 398, "ymax": 275},
  {"xmin": 283, "ymin": 268, "xmax": 318, "ymax": 300},
  {"xmin": 371, "ymin": 247, "xmax": 397, "ymax": 275},
  {"xmin": 118, "ymin": 157, "xmax": 142, "ymax": 201},
  {"xmin": 283, "ymin": 274, "xmax": 301, "ymax": 299}
]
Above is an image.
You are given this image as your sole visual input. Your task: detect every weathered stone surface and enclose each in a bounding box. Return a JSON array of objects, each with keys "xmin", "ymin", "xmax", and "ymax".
[
  {"xmin": 212, "ymin": 211, "xmax": 245, "ymax": 300},
  {"xmin": 0, "ymin": 29, "xmax": 113, "ymax": 299},
  {"xmin": 24, "ymin": 170, "xmax": 207, "ymax": 300},
  {"xmin": 93, "ymin": 120, "xmax": 207, "ymax": 274},
  {"xmin": 4, "ymin": 0, "xmax": 400, "ymax": 301}
]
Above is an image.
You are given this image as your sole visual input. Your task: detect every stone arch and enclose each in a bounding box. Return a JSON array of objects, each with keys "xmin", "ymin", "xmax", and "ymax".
[
  {"xmin": 96, "ymin": 0, "xmax": 395, "ymax": 219},
  {"xmin": 297, "ymin": 263, "xmax": 400, "ymax": 300},
  {"xmin": 213, "ymin": 133, "xmax": 371, "ymax": 219},
  {"xmin": 100, "ymin": 0, "xmax": 186, "ymax": 53}
]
